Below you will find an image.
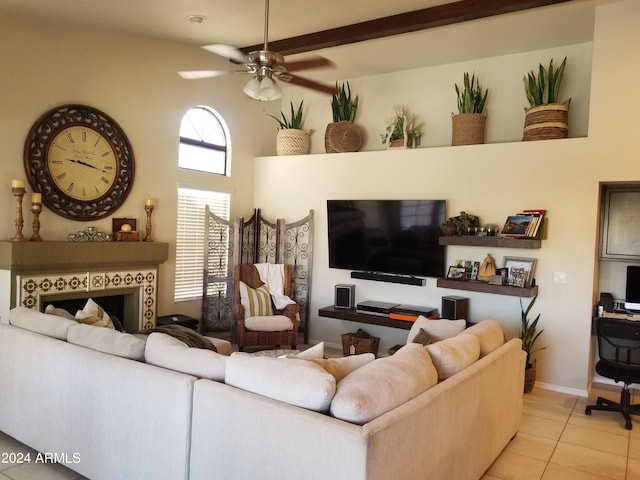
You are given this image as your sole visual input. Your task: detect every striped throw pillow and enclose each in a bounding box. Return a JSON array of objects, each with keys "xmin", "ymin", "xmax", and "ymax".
[{"xmin": 239, "ymin": 281, "xmax": 273, "ymax": 317}]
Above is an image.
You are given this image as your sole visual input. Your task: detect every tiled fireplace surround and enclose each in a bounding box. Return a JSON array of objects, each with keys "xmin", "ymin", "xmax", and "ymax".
[{"xmin": 0, "ymin": 241, "xmax": 169, "ymax": 331}]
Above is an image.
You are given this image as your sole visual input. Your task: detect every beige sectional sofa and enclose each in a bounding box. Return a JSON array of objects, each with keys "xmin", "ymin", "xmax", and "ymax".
[{"xmin": 0, "ymin": 307, "xmax": 525, "ymax": 480}]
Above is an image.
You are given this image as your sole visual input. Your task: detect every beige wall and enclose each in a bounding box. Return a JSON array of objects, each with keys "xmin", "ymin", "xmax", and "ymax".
[
  {"xmin": 254, "ymin": 0, "xmax": 640, "ymax": 394},
  {"xmin": 0, "ymin": 11, "xmax": 279, "ymax": 318}
]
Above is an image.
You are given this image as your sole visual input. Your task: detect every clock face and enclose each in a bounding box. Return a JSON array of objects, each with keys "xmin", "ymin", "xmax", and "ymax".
[
  {"xmin": 24, "ymin": 104, "xmax": 135, "ymax": 221},
  {"xmin": 47, "ymin": 126, "xmax": 118, "ymax": 202}
]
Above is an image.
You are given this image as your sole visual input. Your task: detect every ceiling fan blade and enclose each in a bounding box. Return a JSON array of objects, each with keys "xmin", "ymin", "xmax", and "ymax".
[
  {"xmin": 285, "ymin": 56, "xmax": 335, "ymax": 72},
  {"xmin": 178, "ymin": 70, "xmax": 230, "ymax": 80},
  {"xmin": 202, "ymin": 44, "xmax": 247, "ymax": 64},
  {"xmin": 281, "ymin": 74, "xmax": 338, "ymax": 95}
]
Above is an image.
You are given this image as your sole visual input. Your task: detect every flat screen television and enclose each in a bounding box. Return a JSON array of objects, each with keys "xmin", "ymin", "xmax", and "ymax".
[
  {"xmin": 625, "ymin": 265, "xmax": 640, "ymax": 311},
  {"xmin": 327, "ymin": 199, "xmax": 446, "ymax": 278}
]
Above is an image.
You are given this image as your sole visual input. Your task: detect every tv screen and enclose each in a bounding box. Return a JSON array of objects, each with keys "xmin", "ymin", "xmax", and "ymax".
[
  {"xmin": 327, "ymin": 199, "xmax": 446, "ymax": 278},
  {"xmin": 625, "ymin": 265, "xmax": 640, "ymax": 311}
]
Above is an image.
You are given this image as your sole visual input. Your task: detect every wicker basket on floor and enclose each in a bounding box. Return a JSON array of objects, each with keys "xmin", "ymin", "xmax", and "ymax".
[{"xmin": 341, "ymin": 329, "xmax": 380, "ymax": 357}]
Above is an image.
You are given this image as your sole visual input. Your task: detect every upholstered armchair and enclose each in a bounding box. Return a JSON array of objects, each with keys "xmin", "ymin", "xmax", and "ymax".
[{"xmin": 233, "ymin": 263, "xmax": 300, "ymax": 351}]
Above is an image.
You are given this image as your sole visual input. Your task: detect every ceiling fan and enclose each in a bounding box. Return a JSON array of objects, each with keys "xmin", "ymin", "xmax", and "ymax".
[{"xmin": 178, "ymin": 0, "xmax": 337, "ymax": 101}]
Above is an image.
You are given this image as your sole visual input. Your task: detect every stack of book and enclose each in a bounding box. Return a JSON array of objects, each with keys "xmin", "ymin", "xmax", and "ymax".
[{"xmin": 501, "ymin": 209, "xmax": 545, "ymax": 239}]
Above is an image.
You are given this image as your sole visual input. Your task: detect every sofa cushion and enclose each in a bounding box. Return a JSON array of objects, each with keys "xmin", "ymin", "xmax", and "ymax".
[
  {"xmin": 406, "ymin": 318, "xmax": 466, "ymax": 344},
  {"xmin": 425, "ymin": 333, "xmax": 480, "ymax": 381},
  {"xmin": 67, "ymin": 323, "xmax": 146, "ymax": 360},
  {"xmin": 330, "ymin": 343, "xmax": 438, "ymax": 424},
  {"xmin": 239, "ymin": 281, "xmax": 273, "ymax": 317},
  {"xmin": 9, "ymin": 306, "xmax": 77, "ymax": 340},
  {"xmin": 225, "ymin": 353, "xmax": 336, "ymax": 412},
  {"xmin": 307, "ymin": 353, "xmax": 375, "ymax": 383},
  {"xmin": 464, "ymin": 319, "xmax": 505, "ymax": 357},
  {"xmin": 244, "ymin": 314, "xmax": 292, "ymax": 332},
  {"xmin": 145, "ymin": 332, "xmax": 227, "ymax": 382}
]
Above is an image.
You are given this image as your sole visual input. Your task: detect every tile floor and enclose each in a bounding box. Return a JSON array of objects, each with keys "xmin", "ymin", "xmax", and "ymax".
[{"xmin": 0, "ymin": 384, "xmax": 637, "ymax": 480}]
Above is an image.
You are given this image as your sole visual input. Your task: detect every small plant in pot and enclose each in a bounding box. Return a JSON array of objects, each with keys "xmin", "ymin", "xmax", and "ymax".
[
  {"xmin": 522, "ymin": 56, "xmax": 569, "ymax": 141},
  {"xmin": 380, "ymin": 106, "xmax": 423, "ymax": 149},
  {"xmin": 442, "ymin": 211, "xmax": 480, "ymax": 236},
  {"xmin": 325, "ymin": 82, "xmax": 363, "ymax": 153},
  {"xmin": 268, "ymin": 100, "xmax": 312, "ymax": 156},
  {"xmin": 452, "ymin": 72, "xmax": 488, "ymax": 146},
  {"xmin": 520, "ymin": 294, "xmax": 545, "ymax": 393}
]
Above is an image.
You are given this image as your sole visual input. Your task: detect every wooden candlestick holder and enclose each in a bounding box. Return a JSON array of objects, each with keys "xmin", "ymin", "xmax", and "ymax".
[
  {"xmin": 144, "ymin": 204, "xmax": 154, "ymax": 242},
  {"xmin": 10, "ymin": 187, "xmax": 26, "ymax": 241},
  {"xmin": 30, "ymin": 202, "xmax": 43, "ymax": 241}
]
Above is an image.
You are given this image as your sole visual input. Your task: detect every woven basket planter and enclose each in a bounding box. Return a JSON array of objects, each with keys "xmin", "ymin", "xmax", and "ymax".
[
  {"xmin": 524, "ymin": 363, "xmax": 537, "ymax": 393},
  {"xmin": 324, "ymin": 121, "xmax": 363, "ymax": 153},
  {"xmin": 522, "ymin": 99, "xmax": 571, "ymax": 141},
  {"xmin": 341, "ymin": 329, "xmax": 380, "ymax": 357},
  {"xmin": 276, "ymin": 129, "xmax": 310, "ymax": 156},
  {"xmin": 451, "ymin": 112, "xmax": 487, "ymax": 146}
]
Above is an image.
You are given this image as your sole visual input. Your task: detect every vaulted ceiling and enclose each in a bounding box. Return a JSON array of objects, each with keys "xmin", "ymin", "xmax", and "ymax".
[{"xmin": 0, "ymin": 0, "xmax": 606, "ymax": 80}]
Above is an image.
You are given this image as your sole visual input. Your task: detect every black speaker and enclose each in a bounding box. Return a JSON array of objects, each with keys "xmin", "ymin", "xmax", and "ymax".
[
  {"xmin": 335, "ymin": 284, "xmax": 355, "ymax": 309},
  {"xmin": 599, "ymin": 292, "xmax": 614, "ymax": 313},
  {"xmin": 442, "ymin": 296, "xmax": 469, "ymax": 320}
]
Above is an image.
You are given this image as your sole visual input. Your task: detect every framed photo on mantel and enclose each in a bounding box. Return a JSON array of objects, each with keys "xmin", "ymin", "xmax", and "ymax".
[{"xmin": 502, "ymin": 256, "xmax": 537, "ymax": 287}]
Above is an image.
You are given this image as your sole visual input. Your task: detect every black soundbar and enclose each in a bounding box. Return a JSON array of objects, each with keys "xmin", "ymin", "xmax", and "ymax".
[{"xmin": 350, "ymin": 271, "xmax": 426, "ymax": 286}]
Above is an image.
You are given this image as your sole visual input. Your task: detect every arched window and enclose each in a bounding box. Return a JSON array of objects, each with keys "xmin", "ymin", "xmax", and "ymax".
[{"xmin": 179, "ymin": 106, "xmax": 228, "ymax": 175}]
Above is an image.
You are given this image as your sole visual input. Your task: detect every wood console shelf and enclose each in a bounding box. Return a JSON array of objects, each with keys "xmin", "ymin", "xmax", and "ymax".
[
  {"xmin": 318, "ymin": 306, "xmax": 413, "ymax": 330},
  {"xmin": 436, "ymin": 278, "xmax": 538, "ymax": 297},
  {"xmin": 439, "ymin": 236, "xmax": 541, "ymax": 249}
]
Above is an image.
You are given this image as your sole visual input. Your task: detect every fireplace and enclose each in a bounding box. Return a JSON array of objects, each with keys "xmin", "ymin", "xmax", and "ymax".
[{"xmin": 0, "ymin": 241, "xmax": 169, "ymax": 331}]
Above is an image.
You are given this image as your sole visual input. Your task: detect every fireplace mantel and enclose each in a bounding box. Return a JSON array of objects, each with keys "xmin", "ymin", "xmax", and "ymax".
[
  {"xmin": 0, "ymin": 241, "xmax": 169, "ymax": 330},
  {"xmin": 0, "ymin": 241, "xmax": 168, "ymax": 273}
]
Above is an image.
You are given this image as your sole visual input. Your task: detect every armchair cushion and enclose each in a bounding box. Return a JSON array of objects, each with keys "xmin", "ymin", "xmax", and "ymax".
[
  {"xmin": 244, "ymin": 315, "xmax": 293, "ymax": 332},
  {"xmin": 239, "ymin": 281, "xmax": 273, "ymax": 317}
]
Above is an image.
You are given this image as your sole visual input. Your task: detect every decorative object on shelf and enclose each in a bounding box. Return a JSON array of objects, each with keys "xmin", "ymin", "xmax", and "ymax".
[
  {"xmin": 442, "ymin": 221, "xmax": 458, "ymax": 236},
  {"xmin": 10, "ymin": 179, "xmax": 26, "ymax": 241},
  {"xmin": 30, "ymin": 192, "xmax": 42, "ymax": 241},
  {"xmin": 380, "ymin": 105, "xmax": 423, "ymax": 149},
  {"xmin": 268, "ymin": 100, "xmax": 312, "ymax": 155},
  {"xmin": 503, "ymin": 256, "xmax": 537, "ymax": 288},
  {"xmin": 477, "ymin": 253, "xmax": 496, "ymax": 282},
  {"xmin": 144, "ymin": 198, "xmax": 154, "ymax": 242},
  {"xmin": 452, "ymin": 72, "xmax": 488, "ymax": 146},
  {"xmin": 520, "ymin": 294, "xmax": 545, "ymax": 393},
  {"xmin": 447, "ymin": 266, "xmax": 466, "ymax": 280},
  {"xmin": 501, "ymin": 209, "xmax": 545, "ymax": 239},
  {"xmin": 24, "ymin": 104, "xmax": 135, "ymax": 221},
  {"xmin": 522, "ymin": 57, "xmax": 569, "ymax": 141},
  {"xmin": 325, "ymin": 82, "xmax": 363, "ymax": 153},
  {"xmin": 444, "ymin": 211, "xmax": 479, "ymax": 235},
  {"xmin": 68, "ymin": 226, "xmax": 111, "ymax": 242},
  {"xmin": 112, "ymin": 218, "xmax": 139, "ymax": 241}
]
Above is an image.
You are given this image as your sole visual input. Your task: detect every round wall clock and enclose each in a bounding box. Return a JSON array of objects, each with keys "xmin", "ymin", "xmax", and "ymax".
[{"xmin": 24, "ymin": 104, "xmax": 135, "ymax": 221}]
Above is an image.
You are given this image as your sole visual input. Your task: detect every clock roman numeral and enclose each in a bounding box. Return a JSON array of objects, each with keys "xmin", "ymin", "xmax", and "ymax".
[
  {"xmin": 82, "ymin": 130, "xmax": 87, "ymax": 142},
  {"xmin": 66, "ymin": 132, "xmax": 75, "ymax": 143},
  {"xmin": 100, "ymin": 176, "xmax": 110, "ymax": 184},
  {"xmin": 51, "ymin": 160, "xmax": 63, "ymax": 165},
  {"xmin": 101, "ymin": 151, "xmax": 112, "ymax": 157},
  {"xmin": 54, "ymin": 144, "xmax": 66, "ymax": 151},
  {"xmin": 67, "ymin": 182, "xmax": 75, "ymax": 193},
  {"xmin": 56, "ymin": 172, "xmax": 66, "ymax": 181}
]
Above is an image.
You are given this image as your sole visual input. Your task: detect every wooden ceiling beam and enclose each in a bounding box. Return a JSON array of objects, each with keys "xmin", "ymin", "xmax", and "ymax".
[{"xmin": 240, "ymin": 0, "xmax": 573, "ymax": 56}]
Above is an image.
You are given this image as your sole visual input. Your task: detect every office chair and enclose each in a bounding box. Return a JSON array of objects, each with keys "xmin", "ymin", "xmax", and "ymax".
[{"xmin": 585, "ymin": 317, "xmax": 640, "ymax": 430}]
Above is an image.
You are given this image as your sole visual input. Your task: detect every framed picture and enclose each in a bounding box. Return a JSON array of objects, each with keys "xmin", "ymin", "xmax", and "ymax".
[
  {"xmin": 502, "ymin": 256, "xmax": 537, "ymax": 287},
  {"xmin": 447, "ymin": 266, "xmax": 466, "ymax": 280},
  {"xmin": 501, "ymin": 215, "xmax": 533, "ymax": 237}
]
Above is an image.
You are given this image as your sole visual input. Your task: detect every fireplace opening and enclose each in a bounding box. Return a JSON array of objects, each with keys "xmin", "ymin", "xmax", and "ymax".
[{"xmin": 41, "ymin": 288, "xmax": 141, "ymax": 333}]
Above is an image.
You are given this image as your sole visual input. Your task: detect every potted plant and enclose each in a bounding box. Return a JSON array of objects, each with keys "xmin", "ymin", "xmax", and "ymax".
[
  {"xmin": 442, "ymin": 211, "xmax": 479, "ymax": 236},
  {"xmin": 522, "ymin": 56, "xmax": 570, "ymax": 141},
  {"xmin": 380, "ymin": 106, "xmax": 423, "ymax": 149},
  {"xmin": 520, "ymin": 294, "xmax": 545, "ymax": 393},
  {"xmin": 268, "ymin": 100, "xmax": 312, "ymax": 156},
  {"xmin": 325, "ymin": 82, "xmax": 363, "ymax": 153},
  {"xmin": 452, "ymin": 72, "xmax": 488, "ymax": 146}
]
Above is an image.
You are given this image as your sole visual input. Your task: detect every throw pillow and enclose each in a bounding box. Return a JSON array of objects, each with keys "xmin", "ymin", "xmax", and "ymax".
[
  {"xmin": 9, "ymin": 306, "xmax": 77, "ymax": 340},
  {"xmin": 425, "ymin": 333, "xmax": 480, "ymax": 381},
  {"xmin": 67, "ymin": 323, "xmax": 146, "ymax": 360},
  {"xmin": 330, "ymin": 343, "xmax": 438, "ymax": 424},
  {"xmin": 464, "ymin": 319, "xmax": 505, "ymax": 357},
  {"xmin": 291, "ymin": 342, "xmax": 325, "ymax": 359},
  {"xmin": 145, "ymin": 332, "xmax": 227, "ymax": 382},
  {"xmin": 44, "ymin": 304, "xmax": 75, "ymax": 320},
  {"xmin": 406, "ymin": 318, "xmax": 466, "ymax": 344},
  {"xmin": 411, "ymin": 328, "xmax": 433, "ymax": 346},
  {"xmin": 75, "ymin": 298, "xmax": 114, "ymax": 329},
  {"xmin": 225, "ymin": 353, "xmax": 336, "ymax": 412},
  {"xmin": 307, "ymin": 353, "xmax": 375, "ymax": 383},
  {"xmin": 239, "ymin": 281, "xmax": 273, "ymax": 317}
]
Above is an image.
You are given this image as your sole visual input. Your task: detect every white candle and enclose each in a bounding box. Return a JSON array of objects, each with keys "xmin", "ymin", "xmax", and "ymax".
[
  {"xmin": 145, "ymin": 198, "xmax": 154, "ymax": 206},
  {"xmin": 32, "ymin": 192, "xmax": 42, "ymax": 203},
  {"xmin": 11, "ymin": 179, "xmax": 25, "ymax": 189}
]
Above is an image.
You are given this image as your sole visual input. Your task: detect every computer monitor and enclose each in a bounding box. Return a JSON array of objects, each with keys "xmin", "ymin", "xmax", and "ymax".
[{"xmin": 624, "ymin": 265, "xmax": 640, "ymax": 312}]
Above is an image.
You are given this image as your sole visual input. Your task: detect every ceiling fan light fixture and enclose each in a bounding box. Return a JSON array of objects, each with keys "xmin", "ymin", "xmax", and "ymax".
[
  {"xmin": 259, "ymin": 75, "xmax": 282, "ymax": 101},
  {"xmin": 243, "ymin": 77, "xmax": 262, "ymax": 99}
]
